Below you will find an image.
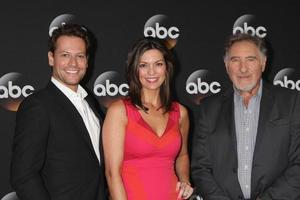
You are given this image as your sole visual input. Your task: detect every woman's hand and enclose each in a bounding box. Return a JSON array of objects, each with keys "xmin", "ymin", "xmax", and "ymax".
[{"xmin": 176, "ymin": 181, "xmax": 194, "ymax": 199}]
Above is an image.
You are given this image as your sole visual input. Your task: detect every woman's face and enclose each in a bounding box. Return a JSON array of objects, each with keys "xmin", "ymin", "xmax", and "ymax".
[{"xmin": 138, "ymin": 49, "xmax": 167, "ymax": 91}]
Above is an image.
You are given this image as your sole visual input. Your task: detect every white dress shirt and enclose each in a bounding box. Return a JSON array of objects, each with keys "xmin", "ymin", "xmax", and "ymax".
[{"xmin": 51, "ymin": 77, "xmax": 101, "ymax": 163}]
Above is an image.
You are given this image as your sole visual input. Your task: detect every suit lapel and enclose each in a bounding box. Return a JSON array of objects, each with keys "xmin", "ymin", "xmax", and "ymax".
[
  {"xmin": 251, "ymin": 82, "xmax": 277, "ymax": 195},
  {"xmin": 46, "ymin": 82, "xmax": 99, "ymax": 163},
  {"xmin": 84, "ymin": 93, "xmax": 105, "ymax": 165},
  {"xmin": 221, "ymin": 88, "xmax": 245, "ymax": 195},
  {"xmin": 85, "ymin": 94, "xmax": 103, "ymax": 121},
  {"xmin": 223, "ymin": 88, "xmax": 238, "ymax": 160}
]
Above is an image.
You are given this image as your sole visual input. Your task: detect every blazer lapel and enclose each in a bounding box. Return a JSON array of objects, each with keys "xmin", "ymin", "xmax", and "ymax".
[
  {"xmin": 223, "ymin": 88, "xmax": 238, "ymax": 160},
  {"xmin": 46, "ymin": 82, "xmax": 99, "ymax": 163},
  {"xmin": 221, "ymin": 88, "xmax": 246, "ymax": 195},
  {"xmin": 84, "ymin": 93, "xmax": 105, "ymax": 165},
  {"xmin": 251, "ymin": 82, "xmax": 277, "ymax": 196},
  {"xmin": 85, "ymin": 94, "xmax": 103, "ymax": 121}
]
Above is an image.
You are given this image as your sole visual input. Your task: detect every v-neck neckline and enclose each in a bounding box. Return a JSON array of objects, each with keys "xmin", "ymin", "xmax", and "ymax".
[{"xmin": 136, "ymin": 109, "xmax": 171, "ymax": 139}]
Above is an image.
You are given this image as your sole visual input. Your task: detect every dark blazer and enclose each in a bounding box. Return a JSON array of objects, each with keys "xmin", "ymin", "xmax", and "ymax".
[
  {"xmin": 10, "ymin": 82, "xmax": 107, "ymax": 200},
  {"xmin": 191, "ymin": 82, "xmax": 300, "ymax": 200}
]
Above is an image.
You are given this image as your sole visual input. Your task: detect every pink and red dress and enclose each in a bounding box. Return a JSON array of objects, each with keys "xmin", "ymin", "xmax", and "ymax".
[{"xmin": 121, "ymin": 99, "xmax": 182, "ymax": 200}]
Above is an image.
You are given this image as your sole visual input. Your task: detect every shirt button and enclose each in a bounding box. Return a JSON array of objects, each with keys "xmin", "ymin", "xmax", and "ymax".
[
  {"xmin": 245, "ymin": 185, "xmax": 249, "ymax": 188},
  {"xmin": 245, "ymin": 146, "xmax": 249, "ymax": 150},
  {"xmin": 245, "ymin": 127, "xmax": 249, "ymax": 132},
  {"xmin": 245, "ymin": 165, "xmax": 249, "ymax": 170}
]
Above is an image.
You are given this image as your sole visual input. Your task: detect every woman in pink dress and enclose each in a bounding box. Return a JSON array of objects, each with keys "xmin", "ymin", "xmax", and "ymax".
[{"xmin": 103, "ymin": 37, "xmax": 193, "ymax": 200}]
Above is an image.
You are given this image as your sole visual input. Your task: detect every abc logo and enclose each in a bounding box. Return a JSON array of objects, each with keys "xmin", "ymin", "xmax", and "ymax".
[
  {"xmin": 144, "ymin": 23, "xmax": 179, "ymax": 39},
  {"xmin": 0, "ymin": 72, "xmax": 34, "ymax": 112},
  {"xmin": 1, "ymin": 192, "xmax": 18, "ymax": 200},
  {"xmin": 0, "ymin": 81, "xmax": 34, "ymax": 98},
  {"xmin": 233, "ymin": 22, "xmax": 267, "ymax": 38},
  {"xmin": 274, "ymin": 76, "xmax": 300, "ymax": 90},
  {"xmin": 94, "ymin": 79, "xmax": 128, "ymax": 96},
  {"xmin": 49, "ymin": 14, "xmax": 76, "ymax": 36},
  {"xmin": 186, "ymin": 70, "xmax": 221, "ymax": 95},
  {"xmin": 186, "ymin": 70, "xmax": 221, "ymax": 105},
  {"xmin": 144, "ymin": 14, "xmax": 179, "ymax": 49},
  {"xmin": 189, "ymin": 195, "xmax": 203, "ymax": 200},
  {"xmin": 186, "ymin": 78, "xmax": 221, "ymax": 94},
  {"xmin": 233, "ymin": 14, "xmax": 267, "ymax": 38},
  {"xmin": 273, "ymin": 68, "xmax": 300, "ymax": 91},
  {"xmin": 93, "ymin": 71, "xmax": 129, "ymax": 108}
]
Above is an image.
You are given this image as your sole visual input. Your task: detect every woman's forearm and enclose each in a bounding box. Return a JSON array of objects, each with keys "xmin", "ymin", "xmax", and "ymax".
[{"xmin": 106, "ymin": 171, "xmax": 127, "ymax": 200}]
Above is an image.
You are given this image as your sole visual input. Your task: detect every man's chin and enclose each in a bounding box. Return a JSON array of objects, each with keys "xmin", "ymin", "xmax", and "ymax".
[{"xmin": 235, "ymin": 84, "xmax": 256, "ymax": 92}]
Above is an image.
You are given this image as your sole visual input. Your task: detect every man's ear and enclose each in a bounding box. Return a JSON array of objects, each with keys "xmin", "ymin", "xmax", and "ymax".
[
  {"xmin": 224, "ymin": 57, "xmax": 229, "ymax": 73},
  {"xmin": 261, "ymin": 56, "xmax": 267, "ymax": 72},
  {"xmin": 48, "ymin": 51, "xmax": 54, "ymax": 66},
  {"xmin": 86, "ymin": 55, "xmax": 89, "ymax": 67}
]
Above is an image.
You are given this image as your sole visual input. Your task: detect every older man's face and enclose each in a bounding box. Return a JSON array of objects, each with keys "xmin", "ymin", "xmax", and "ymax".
[{"xmin": 224, "ymin": 41, "xmax": 266, "ymax": 93}]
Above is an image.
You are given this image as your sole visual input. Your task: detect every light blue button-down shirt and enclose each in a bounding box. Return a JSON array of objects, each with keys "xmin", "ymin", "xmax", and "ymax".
[{"xmin": 234, "ymin": 80, "xmax": 262, "ymax": 199}]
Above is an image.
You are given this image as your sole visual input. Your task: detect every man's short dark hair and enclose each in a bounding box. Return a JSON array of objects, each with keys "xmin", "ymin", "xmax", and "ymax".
[
  {"xmin": 224, "ymin": 33, "xmax": 268, "ymax": 59},
  {"xmin": 48, "ymin": 24, "xmax": 90, "ymax": 55}
]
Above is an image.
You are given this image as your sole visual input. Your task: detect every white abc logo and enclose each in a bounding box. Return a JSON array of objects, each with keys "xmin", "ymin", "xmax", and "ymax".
[
  {"xmin": 94, "ymin": 80, "xmax": 128, "ymax": 97},
  {"xmin": 273, "ymin": 76, "xmax": 300, "ymax": 91},
  {"xmin": 189, "ymin": 195, "xmax": 203, "ymax": 200},
  {"xmin": 49, "ymin": 14, "xmax": 76, "ymax": 36},
  {"xmin": 49, "ymin": 22, "xmax": 66, "ymax": 37},
  {"xmin": 144, "ymin": 22, "xmax": 179, "ymax": 39},
  {"xmin": 186, "ymin": 78, "xmax": 221, "ymax": 94},
  {"xmin": 0, "ymin": 81, "xmax": 34, "ymax": 99},
  {"xmin": 1, "ymin": 192, "xmax": 18, "ymax": 200},
  {"xmin": 233, "ymin": 22, "xmax": 267, "ymax": 38}
]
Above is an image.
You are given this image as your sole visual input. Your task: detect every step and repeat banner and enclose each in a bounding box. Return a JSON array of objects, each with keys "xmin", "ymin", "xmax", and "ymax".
[{"xmin": 1, "ymin": 1, "xmax": 300, "ymax": 199}]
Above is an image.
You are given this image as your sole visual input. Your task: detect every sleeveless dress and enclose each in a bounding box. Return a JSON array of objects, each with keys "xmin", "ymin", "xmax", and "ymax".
[{"xmin": 121, "ymin": 99, "xmax": 182, "ymax": 200}]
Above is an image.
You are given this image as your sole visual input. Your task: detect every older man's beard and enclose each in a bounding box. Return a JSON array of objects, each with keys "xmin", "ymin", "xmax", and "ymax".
[{"xmin": 235, "ymin": 81, "xmax": 257, "ymax": 93}]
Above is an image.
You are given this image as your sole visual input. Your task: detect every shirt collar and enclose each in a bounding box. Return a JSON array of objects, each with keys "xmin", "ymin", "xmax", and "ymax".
[{"xmin": 51, "ymin": 77, "xmax": 88, "ymax": 100}]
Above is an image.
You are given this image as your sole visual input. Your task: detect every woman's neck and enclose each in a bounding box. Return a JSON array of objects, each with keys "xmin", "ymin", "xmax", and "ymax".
[{"xmin": 141, "ymin": 89, "xmax": 161, "ymax": 108}]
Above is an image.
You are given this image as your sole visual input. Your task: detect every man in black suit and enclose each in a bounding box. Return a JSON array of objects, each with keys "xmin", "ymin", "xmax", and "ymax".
[
  {"xmin": 10, "ymin": 24, "xmax": 106, "ymax": 200},
  {"xmin": 191, "ymin": 33, "xmax": 300, "ymax": 200}
]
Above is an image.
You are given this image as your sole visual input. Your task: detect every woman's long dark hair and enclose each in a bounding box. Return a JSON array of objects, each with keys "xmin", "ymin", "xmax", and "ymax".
[{"xmin": 126, "ymin": 37, "xmax": 174, "ymax": 113}]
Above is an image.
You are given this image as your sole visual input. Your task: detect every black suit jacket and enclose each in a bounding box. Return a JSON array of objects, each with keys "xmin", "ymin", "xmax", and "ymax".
[
  {"xmin": 10, "ymin": 82, "xmax": 107, "ymax": 200},
  {"xmin": 191, "ymin": 82, "xmax": 300, "ymax": 200}
]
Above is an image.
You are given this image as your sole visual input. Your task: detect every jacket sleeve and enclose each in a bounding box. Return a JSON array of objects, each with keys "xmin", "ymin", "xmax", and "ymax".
[
  {"xmin": 191, "ymin": 103, "xmax": 231, "ymax": 200},
  {"xmin": 10, "ymin": 96, "xmax": 51, "ymax": 200},
  {"xmin": 259, "ymin": 92, "xmax": 300, "ymax": 200}
]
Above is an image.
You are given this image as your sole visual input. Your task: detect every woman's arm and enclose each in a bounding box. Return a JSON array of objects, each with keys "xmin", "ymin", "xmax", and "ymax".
[
  {"xmin": 103, "ymin": 100, "xmax": 128, "ymax": 200},
  {"xmin": 175, "ymin": 104, "xmax": 193, "ymax": 199}
]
